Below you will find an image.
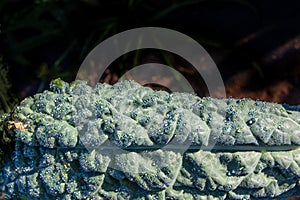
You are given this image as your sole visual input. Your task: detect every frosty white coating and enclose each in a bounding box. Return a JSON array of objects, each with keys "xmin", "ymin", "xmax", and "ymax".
[{"xmin": 0, "ymin": 79, "xmax": 300, "ymax": 199}]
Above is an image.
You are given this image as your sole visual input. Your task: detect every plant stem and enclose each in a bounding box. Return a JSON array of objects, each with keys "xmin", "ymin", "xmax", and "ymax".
[{"xmin": 0, "ymin": 92, "xmax": 10, "ymax": 113}]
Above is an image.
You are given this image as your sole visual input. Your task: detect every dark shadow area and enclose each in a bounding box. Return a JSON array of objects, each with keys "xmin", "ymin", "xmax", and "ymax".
[{"xmin": 1, "ymin": 0, "xmax": 300, "ymax": 107}]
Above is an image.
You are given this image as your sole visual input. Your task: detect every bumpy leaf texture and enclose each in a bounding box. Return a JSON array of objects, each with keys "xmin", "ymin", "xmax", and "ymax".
[{"xmin": 0, "ymin": 78, "xmax": 300, "ymax": 199}]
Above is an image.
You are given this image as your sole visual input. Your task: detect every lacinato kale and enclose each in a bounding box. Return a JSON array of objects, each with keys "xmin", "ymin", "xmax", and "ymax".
[{"xmin": 0, "ymin": 78, "xmax": 300, "ymax": 199}]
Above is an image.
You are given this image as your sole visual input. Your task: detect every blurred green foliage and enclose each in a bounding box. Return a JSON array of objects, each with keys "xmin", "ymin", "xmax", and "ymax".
[
  {"xmin": 2, "ymin": 0, "xmax": 298, "ymax": 103},
  {"xmin": 0, "ymin": 58, "xmax": 14, "ymax": 114},
  {"xmin": 0, "ymin": 0, "xmax": 230, "ymax": 88}
]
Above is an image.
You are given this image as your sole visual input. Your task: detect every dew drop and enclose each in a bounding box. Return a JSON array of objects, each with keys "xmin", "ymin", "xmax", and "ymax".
[{"xmin": 246, "ymin": 118, "xmax": 256, "ymax": 126}]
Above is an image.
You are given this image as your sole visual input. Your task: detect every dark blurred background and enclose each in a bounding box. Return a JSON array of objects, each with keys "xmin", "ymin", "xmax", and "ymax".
[{"xmin": 1, "ymin": 0, "xmax": 300, "ymax": 113}]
